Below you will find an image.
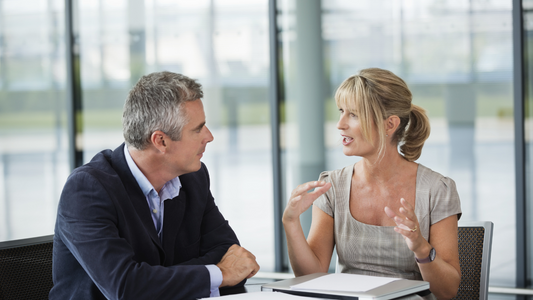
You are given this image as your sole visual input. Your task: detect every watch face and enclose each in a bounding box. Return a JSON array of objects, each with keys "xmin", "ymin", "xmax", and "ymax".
[{"xmin": 429, "ymin": 248, "xmax": 436, "ymax": 261}]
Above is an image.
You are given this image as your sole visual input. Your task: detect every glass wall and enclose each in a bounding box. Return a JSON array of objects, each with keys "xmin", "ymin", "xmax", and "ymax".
[
  {"xmin": 0, "ymin": 0, "xmax": 531, "ymax": 295},
  {"xmin": 279, "ymin": 0, "xmax": 515, "ymax": 291},
  {"xmin": 76, "ymin": 0, "xmax": 275, "ymax": 271},
  {"xmin": 524, "ymin": 0, "xmax": 533, "ymax": 291},
  {"xmin": 0, "ymin": 0, "xmax": 69, "ymax": 241}
]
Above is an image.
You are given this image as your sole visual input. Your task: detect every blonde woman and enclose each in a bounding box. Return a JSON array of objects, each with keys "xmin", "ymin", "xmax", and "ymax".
[{"xmin": 283, "ymin": 68, "xmax": 462, "ymax": 300}]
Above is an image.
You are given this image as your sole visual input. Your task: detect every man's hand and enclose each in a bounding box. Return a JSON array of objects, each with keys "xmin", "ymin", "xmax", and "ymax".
[{"xmin": 217, "ymin": 244, "xmax": 260, "ymax": 287}]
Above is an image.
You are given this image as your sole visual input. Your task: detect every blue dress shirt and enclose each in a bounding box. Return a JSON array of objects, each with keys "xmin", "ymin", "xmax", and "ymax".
[{"xmin": 124, "ymin": 145, "xmax": 222, "ymax": 297}]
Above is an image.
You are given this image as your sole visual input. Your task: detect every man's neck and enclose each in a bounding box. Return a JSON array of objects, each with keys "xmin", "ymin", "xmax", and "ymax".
[{"xmin": 127, "ymin": 146, "xmax": 170, "ymax": 193}]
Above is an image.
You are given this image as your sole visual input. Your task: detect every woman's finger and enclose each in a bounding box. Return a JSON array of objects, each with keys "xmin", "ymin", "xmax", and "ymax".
[
  {"xmin": 291, "ymin": 181, "xmax": 322, "ymax": 197},
  {"xmin": 384, "ymin": 206, "xmax": 397, "ymax": 219}
]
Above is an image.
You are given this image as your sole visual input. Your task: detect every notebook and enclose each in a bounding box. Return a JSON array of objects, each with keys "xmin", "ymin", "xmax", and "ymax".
[{"xmin": 261, "ymin": 273, "xmax": 430, "ymax": 300}]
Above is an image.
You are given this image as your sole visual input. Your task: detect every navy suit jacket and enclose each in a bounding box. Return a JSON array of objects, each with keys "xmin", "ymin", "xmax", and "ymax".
[{"xmin": 49, "ymin": 144, "xmax": 241, "ymax": 300}]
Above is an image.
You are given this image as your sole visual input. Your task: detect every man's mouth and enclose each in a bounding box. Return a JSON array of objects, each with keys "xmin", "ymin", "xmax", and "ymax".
[{"xmin": 198, "ymin": 148, "xmax": 205, "ymax": 156}]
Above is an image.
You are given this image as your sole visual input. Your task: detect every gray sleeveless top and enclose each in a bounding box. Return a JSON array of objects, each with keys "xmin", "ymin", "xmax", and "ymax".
[{"xmin": 314, "ymin": 163, "xmax": 462, "ymax": 299}]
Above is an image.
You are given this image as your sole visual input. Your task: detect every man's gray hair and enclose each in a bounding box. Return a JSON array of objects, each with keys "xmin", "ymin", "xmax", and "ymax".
[{"xmin": 122, "ymin": 71, "xmax": 203, "ymax": 150}]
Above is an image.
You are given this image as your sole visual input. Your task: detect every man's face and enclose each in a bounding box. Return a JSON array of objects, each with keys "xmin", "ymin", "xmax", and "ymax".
[{"xmin": 165, "ymin": 99, "xmax": 213, "ymax": 176}]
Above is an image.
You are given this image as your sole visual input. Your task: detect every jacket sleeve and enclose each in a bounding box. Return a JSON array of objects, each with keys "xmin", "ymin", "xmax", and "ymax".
[
  {"xmin": 174, "ymin": 164, "xmax": 246, "ymax": 288},
  {"xmin": 56, "ymin": 170, "xmax": 212, "ymax": 300}
]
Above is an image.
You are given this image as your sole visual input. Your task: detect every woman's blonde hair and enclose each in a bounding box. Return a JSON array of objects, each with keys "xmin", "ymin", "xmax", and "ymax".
[{"xmin": 335, "ymin": 68, "xmax": 430, "ymax": 161}]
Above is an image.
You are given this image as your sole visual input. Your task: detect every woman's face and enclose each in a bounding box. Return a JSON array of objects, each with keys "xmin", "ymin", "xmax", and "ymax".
[{"xmin": 336, "ymin": 104, "xmax": 380, "ymax": 158}]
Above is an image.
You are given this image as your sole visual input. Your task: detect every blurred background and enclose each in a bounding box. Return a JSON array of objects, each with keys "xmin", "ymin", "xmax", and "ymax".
[{"xmin": 0, "ymin": 0, "xmax": 532, "ymax": 298}]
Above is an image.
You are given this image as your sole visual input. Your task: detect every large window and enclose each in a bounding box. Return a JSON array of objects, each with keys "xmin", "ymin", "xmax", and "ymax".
[
  {"xmin": 0, "ymin": 0, "xmax": 531, "ymax": 296},
  {"xmin": 0, "ymin": 0, "xmax": 69, "ymax": 241},
  {"xmin": 76, "ymin": 0, "xmax": 274, "ymax": 271},
  {"xmin": 524, "ymin": 0, "xmax": 533, "ymax": 291},
  {"xmin": 279, "ymin": 0, "xmax": 515, "ymax": 290}
]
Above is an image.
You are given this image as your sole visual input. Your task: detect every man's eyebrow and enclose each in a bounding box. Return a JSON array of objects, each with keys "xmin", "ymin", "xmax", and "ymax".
[{"xmin": 192, "ymin": 121, "xmax": 206, "ymax": 132}]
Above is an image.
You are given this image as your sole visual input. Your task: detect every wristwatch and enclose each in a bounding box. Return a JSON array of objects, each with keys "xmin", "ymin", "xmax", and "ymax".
[{"xmin": 415, "ymin": 247, "xmax": 436, "ymax": 264}]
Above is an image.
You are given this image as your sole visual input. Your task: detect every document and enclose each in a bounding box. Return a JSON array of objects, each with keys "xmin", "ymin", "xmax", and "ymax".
[
  {"xmin": 290, "ymin": 273, "xmax": 399, "ymax": 293},
  {"xmin": 201, "ymin": 291, "xmax": 322, "ymax": 299},
  {"xmin": 263, "ymin": 273, "xmax": 429, "ymax": 300}
]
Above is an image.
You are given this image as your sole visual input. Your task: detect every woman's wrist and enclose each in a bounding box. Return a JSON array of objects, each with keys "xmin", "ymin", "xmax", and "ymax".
[
  {"xmin": 282, "ymin": 213, "xmax": 299, "ymax": 225},
  {"xmin": 414, "ymin": 243, "xmax": 433, "ymax": 260}
]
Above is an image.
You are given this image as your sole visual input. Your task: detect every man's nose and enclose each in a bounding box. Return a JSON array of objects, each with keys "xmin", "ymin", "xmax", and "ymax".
[{"xmin": 205, "ymin": 126, "xmax": 214, "ymax": 143}]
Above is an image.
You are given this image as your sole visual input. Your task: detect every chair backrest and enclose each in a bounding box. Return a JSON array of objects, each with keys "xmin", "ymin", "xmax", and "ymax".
[
  {"xmin": 0, "ymin": 235, "xmax": 54, "ymax": 300},
  {"xmin": 452, "ymin": 221, "xmax": 494, "ymax": 300}
]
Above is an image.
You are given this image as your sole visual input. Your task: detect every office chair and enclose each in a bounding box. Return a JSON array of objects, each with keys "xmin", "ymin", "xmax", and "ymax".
[
  {"xmin": 333, "ymin": 221, "xmax": 494, "ymax": 300},
  {"xmin": 0, "ymin": 234, "xmax": 54, "ymax": 300},
  {"xmin": 452, "ymin": 221, "xmax": 494, "ymax": 300}
]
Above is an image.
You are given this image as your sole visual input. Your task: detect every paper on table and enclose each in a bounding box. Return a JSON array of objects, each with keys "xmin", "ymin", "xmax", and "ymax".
[
  {"xmin": 200, "ymin": 291, "xmax": 320, "ymax": 299},
  {"xmin": 290, "ymin": 273, "xmax": 399, "ymax": 293}
]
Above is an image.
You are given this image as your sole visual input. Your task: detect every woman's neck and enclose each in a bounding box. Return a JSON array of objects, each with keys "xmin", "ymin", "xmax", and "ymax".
[{"xmin": 356, "ymin": 149, "xmax": 411, "ymax": 184}]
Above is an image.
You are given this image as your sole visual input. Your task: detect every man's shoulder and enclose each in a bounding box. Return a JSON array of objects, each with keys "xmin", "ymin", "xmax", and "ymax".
[
  {"xmin": 73, "ymin": 149, "xmax": 113, "ymax": 173},
  {"xmin": 68, "ymin": 147, "xmax": 124, "ymax": 185}
]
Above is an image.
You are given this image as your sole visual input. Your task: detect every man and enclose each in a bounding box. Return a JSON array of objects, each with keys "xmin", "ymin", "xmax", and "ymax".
[{"xmin": 49, "ymin": 72, "xmax": 260, "ymax": 300}]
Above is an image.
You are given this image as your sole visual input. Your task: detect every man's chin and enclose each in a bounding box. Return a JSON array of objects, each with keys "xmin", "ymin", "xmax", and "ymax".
[
  {"xmin": 193, "ymin": 161, "xmax": 203, "ymax": 172},
  {"xmin": 181, "ymin": 161, "xmax": 203, "ymax": 176}
]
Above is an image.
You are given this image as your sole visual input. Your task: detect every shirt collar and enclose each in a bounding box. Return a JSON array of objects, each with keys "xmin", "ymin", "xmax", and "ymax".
[{"xmin": 124, "ymin": 144, "xmax": 181, "ymax": 199}]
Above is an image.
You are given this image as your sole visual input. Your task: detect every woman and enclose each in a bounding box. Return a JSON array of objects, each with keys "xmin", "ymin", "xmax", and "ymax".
[{"xmin": 283, "ymin": 68, "xmax": 462, "ymax": 300}]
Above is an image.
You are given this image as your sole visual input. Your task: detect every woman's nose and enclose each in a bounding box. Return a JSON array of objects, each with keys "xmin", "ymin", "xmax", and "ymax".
[{"xmin": 337, "ymin": 116, "xmax": 347, "ymax": 130}]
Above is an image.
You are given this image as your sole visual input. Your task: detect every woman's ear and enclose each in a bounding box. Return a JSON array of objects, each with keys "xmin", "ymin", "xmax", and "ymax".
[{"xmin": 385, "ymin": 115, "xmax": 401, "ymax": 136}]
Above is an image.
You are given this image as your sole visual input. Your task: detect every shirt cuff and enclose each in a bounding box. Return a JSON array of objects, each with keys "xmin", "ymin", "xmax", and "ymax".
[{"xmin": 205, "ymin": 264, "xmax": 222, "ymax": 297}]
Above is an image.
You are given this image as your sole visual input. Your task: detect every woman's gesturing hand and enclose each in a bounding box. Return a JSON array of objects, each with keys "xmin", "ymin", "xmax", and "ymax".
[
  {"xmin": 283, "ymin": 181, "xmax": 332, "ymax": 224},
  {"xmin": 384, "ymin": 198, "xmax": 426, "ymax": 253}
]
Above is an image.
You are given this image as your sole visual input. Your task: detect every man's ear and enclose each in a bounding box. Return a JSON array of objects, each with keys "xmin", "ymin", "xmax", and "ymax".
[
  {"xmin": 151, "ymin": 130, "xmax": 167, "ymax": 153},
  {"xmin": 385, "ymin": 115, "xmax": 401, "ymax": 136}
]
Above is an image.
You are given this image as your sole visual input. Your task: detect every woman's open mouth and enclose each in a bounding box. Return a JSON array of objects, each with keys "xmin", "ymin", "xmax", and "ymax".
[{"xmin": 342, "ymin": 135, "xmax": 354, "ymax": 146}]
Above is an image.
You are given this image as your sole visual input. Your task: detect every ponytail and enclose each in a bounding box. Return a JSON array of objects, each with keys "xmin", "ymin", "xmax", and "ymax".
[{"xmin": 399, "ymin": 104, "xmax": 430, "ymax": 161}]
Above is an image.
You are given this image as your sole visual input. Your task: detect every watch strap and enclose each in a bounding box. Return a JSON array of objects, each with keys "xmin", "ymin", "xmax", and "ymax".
[{"xmin": 415, "ymin": 247, "xmax": 435, "ymax": 264}]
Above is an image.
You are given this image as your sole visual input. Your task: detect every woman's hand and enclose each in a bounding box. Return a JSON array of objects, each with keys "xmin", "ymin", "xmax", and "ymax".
[
  {"xmin": 385, "ymin": 199, "xmax": 461, "ymax": 299},
  {"xmin": 283, "ymin": 181, "xmax": 334, "ymax": 276},
  {"xmin": 384, "ymin": 198, "xmax": 428, "ymax": 255},
  {"xmin": 283, "ymin": 181, "xmax": 331, "ymax": 224}
]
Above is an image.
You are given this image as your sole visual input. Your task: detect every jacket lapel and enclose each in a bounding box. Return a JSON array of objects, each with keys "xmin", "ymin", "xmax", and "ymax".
[{"xmin": 110, "ymin": 143, "xmax": 164, "ymax": 253}]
